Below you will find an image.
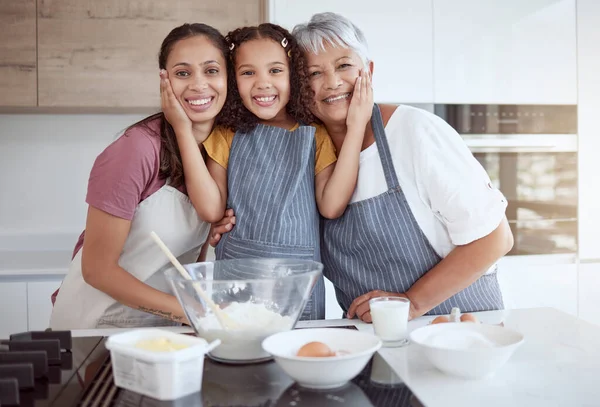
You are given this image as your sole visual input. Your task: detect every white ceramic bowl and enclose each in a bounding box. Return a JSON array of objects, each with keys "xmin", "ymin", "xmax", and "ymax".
[
  {"xmin": 261, "ymin": 328, "xmax": 382, "ymax": 389},
  {"xmin": 409, "ymin": 323, "xmax": 524, "ymax": 379}
]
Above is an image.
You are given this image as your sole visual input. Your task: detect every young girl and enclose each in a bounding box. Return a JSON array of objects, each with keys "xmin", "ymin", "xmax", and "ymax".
[
  {"xmin": 49, "ymin": 23, "xmax": 229, "ymax": 330},
  {"xmin": 161, "ymin": 23, "xmax": 372, "ymax": 320}
]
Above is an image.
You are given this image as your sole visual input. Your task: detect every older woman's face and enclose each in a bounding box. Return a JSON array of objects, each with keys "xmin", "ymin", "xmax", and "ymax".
[{"xmin": 305, "ymin": 43, "xmax": 366, "ymax": 125}]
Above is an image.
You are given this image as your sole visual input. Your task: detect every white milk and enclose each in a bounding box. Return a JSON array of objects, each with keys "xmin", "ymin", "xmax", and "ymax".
[{"xmin": 370, "ymin": 298, "xmax": 410, "ymax": 346}]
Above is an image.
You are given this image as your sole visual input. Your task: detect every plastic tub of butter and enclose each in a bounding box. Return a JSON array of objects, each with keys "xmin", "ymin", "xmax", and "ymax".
[{"xmin": 105, "ymin": 328, "xmax": 221, "ymax": 400}]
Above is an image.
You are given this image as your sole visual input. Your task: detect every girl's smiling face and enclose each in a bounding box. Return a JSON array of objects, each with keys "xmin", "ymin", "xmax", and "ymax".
[{"xmin": 234, "ymin": 38, "xmax": 292, "ymax": 125}]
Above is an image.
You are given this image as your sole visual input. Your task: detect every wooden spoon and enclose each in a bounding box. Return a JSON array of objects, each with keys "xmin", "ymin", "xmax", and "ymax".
[{"xmin": 150, "ymin": 231, "xmax": 235, "ymax": 329}]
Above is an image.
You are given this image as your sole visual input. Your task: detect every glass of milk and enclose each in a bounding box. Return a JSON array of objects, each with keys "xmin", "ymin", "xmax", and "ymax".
[{"xmin": 369, "ymin": 297, "xmax": 410, "ymax": 347}]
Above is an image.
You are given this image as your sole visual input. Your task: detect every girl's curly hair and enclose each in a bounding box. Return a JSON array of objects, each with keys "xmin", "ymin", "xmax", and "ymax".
[{"xmin": 219, "ymin": 23, "xmax": 315, "ymax": 133}]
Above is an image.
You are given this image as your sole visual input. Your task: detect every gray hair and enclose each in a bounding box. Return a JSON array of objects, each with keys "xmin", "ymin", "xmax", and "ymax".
[{"xmin": 292, "ymin": 12, "xmax": 370, "ymax": 65}]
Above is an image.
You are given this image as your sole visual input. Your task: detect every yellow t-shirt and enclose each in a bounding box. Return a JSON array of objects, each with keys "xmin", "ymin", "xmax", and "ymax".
[{"xmin": 203, "ymin": 123, "xmax": 337, "ymax": 175}]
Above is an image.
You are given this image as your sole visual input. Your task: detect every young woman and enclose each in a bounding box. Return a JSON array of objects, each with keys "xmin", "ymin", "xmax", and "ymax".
[{"xmin": 50, "ymin": 23, "xmax": 229, "ymax": 329}]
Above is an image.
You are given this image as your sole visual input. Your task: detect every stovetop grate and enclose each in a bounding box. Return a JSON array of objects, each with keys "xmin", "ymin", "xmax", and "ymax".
[{"xmin": 76, "ymin": 355, "xmax": 120, "ymax": 407}]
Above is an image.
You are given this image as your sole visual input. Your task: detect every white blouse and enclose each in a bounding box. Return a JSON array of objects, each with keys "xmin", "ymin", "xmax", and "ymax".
[{"xmin": 350, "ymin": 105, "xmax": 508, "ymax": 259}]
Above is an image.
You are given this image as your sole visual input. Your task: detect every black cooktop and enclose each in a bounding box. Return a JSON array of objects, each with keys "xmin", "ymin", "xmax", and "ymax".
[
  {"xmin": 0, "ymin": 331, "xmax": 422, "ymax": 407},
  {"xmin": 0, "ymin": 331, "xmax": 102, "ymax": 407}
]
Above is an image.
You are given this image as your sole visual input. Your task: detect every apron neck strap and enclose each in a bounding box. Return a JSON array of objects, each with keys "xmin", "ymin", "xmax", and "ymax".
[{"xmin": 371, "ymin": 104, "xmax": 400, "ymax": 190}]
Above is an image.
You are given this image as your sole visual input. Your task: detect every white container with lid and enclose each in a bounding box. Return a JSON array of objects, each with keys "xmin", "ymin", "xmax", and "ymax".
[{"xmin": 105, "ymin": 328, "xmax": 220, "ymax": 400}]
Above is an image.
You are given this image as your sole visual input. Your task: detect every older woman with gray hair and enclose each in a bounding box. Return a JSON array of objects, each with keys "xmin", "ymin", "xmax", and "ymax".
[{"xmin": 211, "ymin": 12, "xmax": 514, "ymax": 323}]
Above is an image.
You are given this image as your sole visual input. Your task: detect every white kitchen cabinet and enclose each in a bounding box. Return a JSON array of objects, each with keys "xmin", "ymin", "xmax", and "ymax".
[
  {"xmin": 0, "ymin": 282, "xmax": 28, "ymax": 339},
  {"xmin": 578, "ymin": 263, "xmax": 600, "ymax": 326},
  {"xmin": 270, "ymin": 0, "xmax": 434, "ymax": 103},
  {"xmin": 433, "ymin": 0, "xmax": 577, "ymax": 104},
  {"xmin": 497, "ymin": 257, "xmax": 577, "ymax": 316},
  {"xmin": 27, "ymin": 279, "xmax": 62, "ymax": 331},
  {"xmin": 576, "ymin": 0, "xmax": 600, "ymax": 261}
]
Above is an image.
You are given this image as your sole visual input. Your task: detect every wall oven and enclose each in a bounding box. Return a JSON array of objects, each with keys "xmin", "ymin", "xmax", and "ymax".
[{"xmin": 434, "ymin": 104, "xmax": 578, "ymax": 257}]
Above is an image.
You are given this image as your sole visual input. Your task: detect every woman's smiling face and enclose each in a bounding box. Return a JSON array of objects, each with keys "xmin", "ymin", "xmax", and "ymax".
[
  {"xmin": 165, "ymin": 35, "xmax": 228, "ymax": 124},
  {"xmin": 305, "ymin": 43, "xmax": 366, "ymax": 125}
]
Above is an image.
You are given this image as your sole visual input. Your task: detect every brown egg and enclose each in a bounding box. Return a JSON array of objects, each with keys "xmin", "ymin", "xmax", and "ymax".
[
  {"xmin": 460, "ymin": 313, "xmax": 479, "ymax": 323},
  {"xmin": 431, "ymin": 316, "xmax": 450, "ymax": 324},
  {"xmin": 296, "ymin": 341, "xmax": 334, "ymax": 357}
]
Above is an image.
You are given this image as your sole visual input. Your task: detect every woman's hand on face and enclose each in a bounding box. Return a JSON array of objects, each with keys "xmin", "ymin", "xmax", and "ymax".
[
  {"xmin": 208, "ymin": 209, "xmax": 236, "ymax": 247},
  {"xmin": 160, "ymin": 70, "xmax": 192, "ymax": 135},
  {"xmin": 346, "ymin": 69, "xmax": 374, "ymax": 132},
  {"xmin": 347, "ymin": 290, "xmax": 416, "ymax": 323}
]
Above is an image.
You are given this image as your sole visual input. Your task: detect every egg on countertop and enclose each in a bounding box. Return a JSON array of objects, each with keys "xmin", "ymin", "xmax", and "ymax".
[
  {"xmin": 431, "ymin": 313, "xmax": 480, "ymax": 324},
  {"xmin": 431, "ymin": 315, "xmax": 450, "ymax": 324},
  {"xmin": 460, "ymin": 313, "xmax": 479, "ymax": 323},
  {"xmin": 296, "ymin": 341, "xmax": 334, "ymax": 357}
]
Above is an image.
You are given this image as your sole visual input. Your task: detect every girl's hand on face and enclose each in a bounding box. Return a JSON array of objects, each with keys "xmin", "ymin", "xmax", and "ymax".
[
  {"xmin": 346, "ymin": 69, "xmax": 374, "ymax": 132},
  {"xmin": 160, "ymin": 70, "xmax": 192, "ymax": 134}
]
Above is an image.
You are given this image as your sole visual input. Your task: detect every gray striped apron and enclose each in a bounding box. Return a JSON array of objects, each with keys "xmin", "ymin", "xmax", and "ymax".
[
  {"xmin": 321, "ymin": 104, "xmax": 504, "ymax": 316},
  {"xmin": 215, "ymin": 123, "xmax": 325, "ymax": 320}
]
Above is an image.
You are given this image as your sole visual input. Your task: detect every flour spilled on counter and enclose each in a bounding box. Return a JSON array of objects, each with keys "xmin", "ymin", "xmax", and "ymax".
[
  {"xmin": 194, "ymin": 302, "xmax": 294, "ymax": 361},
  {"xmin": 427, "ymin": 330, "xmax": 498, "ymax": 350}
]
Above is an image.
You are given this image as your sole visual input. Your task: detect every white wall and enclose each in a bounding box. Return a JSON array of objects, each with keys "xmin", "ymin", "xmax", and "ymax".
[{"xmin": 0, "ymin": 114, "xmax": 146, "ymax": 250}]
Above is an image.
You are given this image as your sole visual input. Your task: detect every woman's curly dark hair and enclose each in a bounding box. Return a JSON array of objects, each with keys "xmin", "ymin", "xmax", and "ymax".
[{"xmin": 219, "ymin": 23, "xmax": 315, "ymax": 133}]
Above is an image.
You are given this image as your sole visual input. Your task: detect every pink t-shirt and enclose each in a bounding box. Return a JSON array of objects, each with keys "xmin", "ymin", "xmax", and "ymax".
[{"xmin": 71, "ymin": 118, "xmax": 185, "ymax": 258}]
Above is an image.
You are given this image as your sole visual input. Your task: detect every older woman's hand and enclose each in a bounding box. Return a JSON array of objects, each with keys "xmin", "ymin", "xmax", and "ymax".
[
  {"xmin": 160, "ymin": 70, "xmax": 192, "ymax": 135},
  {"xmin": 208, "ymin": 209, "xmax": 236, "ymax": 247},
  {"xmin": 347, "ymin": 290, "xmax": 417, "ymax": 323},
  {"xmin": 346, "ymin": 69, "xmax": 373, "ymax": 131}
]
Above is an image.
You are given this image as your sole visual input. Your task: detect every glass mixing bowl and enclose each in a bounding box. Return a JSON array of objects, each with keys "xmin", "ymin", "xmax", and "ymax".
[{"xmin": 167, "ymin": 258, "xmax": 323, "ymax": 364}]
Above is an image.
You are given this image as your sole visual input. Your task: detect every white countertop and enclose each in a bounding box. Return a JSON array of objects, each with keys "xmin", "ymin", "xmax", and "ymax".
[
  {"xmin": 70, "ymin": 317, "xmax": 361, "ymax": 338},
  {"xmin": 381, "ymin": 308, "xmax": 600, "ymax": 407},
  {"xmin": 72, "ymin": 308, "xmax": 600, "ymax": 406}
]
